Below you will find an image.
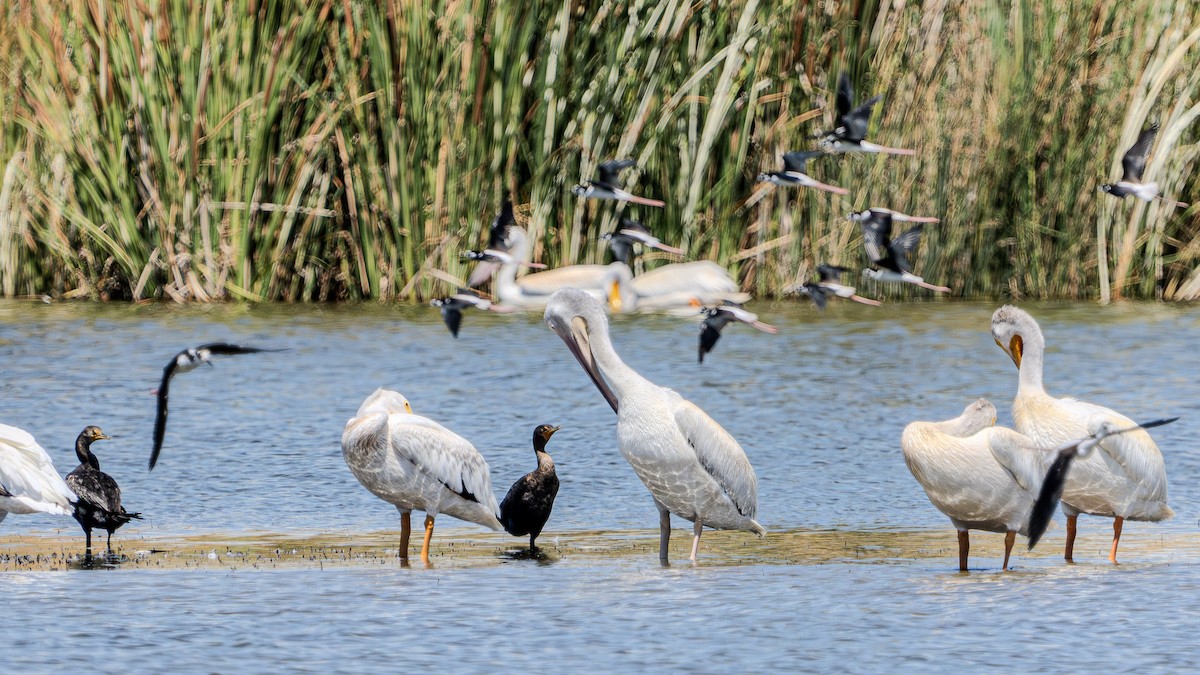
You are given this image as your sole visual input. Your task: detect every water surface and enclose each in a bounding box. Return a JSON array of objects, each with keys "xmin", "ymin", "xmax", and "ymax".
[{"xmin": 1, "ymin": 299, "xmax": 1197, "ymax": 670}]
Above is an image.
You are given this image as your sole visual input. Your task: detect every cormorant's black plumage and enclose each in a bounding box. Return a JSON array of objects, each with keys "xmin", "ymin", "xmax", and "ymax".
[
  {"xmin": 499, "ymin": 425, "xmax": 561, "ymax": 551},
  {"xmin": 66, "ymin": 426, "xmax": 141, "ymax": 555}
]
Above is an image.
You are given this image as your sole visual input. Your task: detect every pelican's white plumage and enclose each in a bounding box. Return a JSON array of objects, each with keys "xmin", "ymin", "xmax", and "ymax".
[
  {"xmin": 991, "ymin": 305, "xmax": 1172, "ymax": 563},
  {"xmin": 0, "ymin": 423, "xmax": 77, "ymax": 523},
  {"xmin": 490, "ymin": 227, "xmax": 622, "ymax": 309},
  {"xmin": 625, "ymin": 260, "xmax": 750, "ymax": 311},
  {"xmin": 902, "ymin": 399, "xmax": 1051, "ymax": 570},
  {"xmin": 544, "ymin": 288, "xmax": 763, "ymax": 562},
  {"xmin": 342, "ymin": 389, "xmax": 501, "ymax": 564}
]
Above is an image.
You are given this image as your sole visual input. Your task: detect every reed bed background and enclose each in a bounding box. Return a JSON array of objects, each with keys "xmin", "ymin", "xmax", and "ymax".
[{"xmin": 0, "ymin": 0, "xmax": 1198, "ymax": 302}]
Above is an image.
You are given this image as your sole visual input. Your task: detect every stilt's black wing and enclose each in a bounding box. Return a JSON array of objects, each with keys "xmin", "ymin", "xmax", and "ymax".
[
  {"xmin": 617, "ymin": 217, "xmax": 652, "ymax": 238},
  {"xmin": 487, "ymin": 199, "xmax": 516, "ymax": 250},
  {"xmin": 798, "ymin": 283, "xmax": 828, "ymax": 310},
  {"xmin": 1121, "ymin": 125, "xmax": 1158, "ymax": 183},
  {"xmin": 597, "ymin": 159, "xmax": 637, "ymax": 187},
  {"xmin": 606, "ymin": 233, "xmax": 635, "ymax": 266},
  {"xmin": 782, "ymin": 151, "xmax": 824, "ymax": 175},
  {"xmin": 197, "ymin": 343, "xmax": 284, "ymax": 356},
  {"xmin": 817, "ymin": 263, "xmax": 850, "ymax": 282},
  {"xmin": 149, "ymin": 356, "xmax": 180, "ymax": 470},
  {"xmin": 836, "ymin": 73, "xmax": 854, "ymax": 119},
  {"xmin": 698, "ymin": 315, "xmax": 727, "ymax": 363},
  {"xmin": 887, "ymin": 225, "xmax": 925, "ymax": 274},
  {"xmin": 859, "ymin": 212, "xmax": 893, "ymax": 265},
  {"xmin": 1027, "ymin": 449, "xmax": 1075, "ymax": 550},
  {"xmin": 840, "ymin": 94, "xmax": 882, "ymax": 142}
]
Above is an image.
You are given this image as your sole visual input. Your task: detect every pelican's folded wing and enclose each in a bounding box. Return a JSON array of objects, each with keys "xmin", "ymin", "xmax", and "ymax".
[
  {"xmin": 986, "ymin": 427, "xmax": 1047, "ymax": 496},
  {"xmin": 1094, "ymin": 414, "xmax": 1170, "ymax": 504},
  {"xmin": 670, "ymin": 395, "xmax": 758, "ymax": 519},
  {"xmin": 391, "ymin": 417, "xmax": 501, "ymax": 518}
]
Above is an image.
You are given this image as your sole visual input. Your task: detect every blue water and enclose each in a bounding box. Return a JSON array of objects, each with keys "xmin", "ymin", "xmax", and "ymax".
[{"xmin": 1, "ymin": 300, "xmax": 1198, "ymax": 670}]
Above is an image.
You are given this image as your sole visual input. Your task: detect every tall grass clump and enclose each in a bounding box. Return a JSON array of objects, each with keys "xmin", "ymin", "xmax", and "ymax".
[{"xmin": 0, "ymin": 1, "xmax": 1197, "ymax": 302}]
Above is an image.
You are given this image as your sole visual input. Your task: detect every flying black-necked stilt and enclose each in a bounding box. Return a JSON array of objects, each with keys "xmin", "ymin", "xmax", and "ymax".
[
  {"xmin": 572, "ymin": 159, "xmax": 665, "ymax": 207},
  {"xmin": 697, "ymin": 302, "xmax": 778, "ymax": 363},
  {"xmin": 756, "ymin": 150, "xmax": 848, "ymax": 194},
  {"xmin": 817, "ymin": 73, "xmax": 915, "ymax": 156},
  {"xmin": 1099, "ymin": 124, "xmax": 1188, "ymax": 208},
  {"xmin": 788, "ymin": 263, "xmax": 882, "ymax": 309},
  {"xmin": 851, "ymin": 209, "xmax": 951, "ymax": 293},
  {"xmin": 430, "ymin": 288, "xmax": 516, "ymax": 337}
]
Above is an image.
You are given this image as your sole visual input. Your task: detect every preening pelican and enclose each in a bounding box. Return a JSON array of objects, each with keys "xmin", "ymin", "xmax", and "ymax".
[
  {"xmin": 544, "ymin": 289, "xmax": 765, "ymax": 562},
  {"xmin": 991, "ymin": 305, "xmax": 1174, "ymax": 563},
  {"xmin": 0, "ymin": 423, "xmax": 76, "ymax": 524},
  {"xmin": 342, "ymin": 388, "xmax": 502, "ymax": 565},
  {"xmin": 902, "ymin": 399, "xmax": 1050, "ymax": 571},
  {"xmin": 66, "ymin": 426, "xmax": 142, "ymax": 555},
  {"xmin": 499, "ymin": 424, "xmax": 561, "ymax": 552}
]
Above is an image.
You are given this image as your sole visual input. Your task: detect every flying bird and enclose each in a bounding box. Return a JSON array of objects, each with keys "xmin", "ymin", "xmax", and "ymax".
[
  {"xmin": 817, "ymin": 73, "xmax": 915, "ymax": 155},
  {"xmin": 430, "ymin": 288, "xmax": 516, "ymax": 337},
  {"xmin": 756, "ymin": 151, "xmax": 848, "ymax": 194},
  {"xmin": 572, "ymin": 159, "xmax": 665, "ymax": 207},
  {"xmin": 992, "ymin": 305, "xmax": 1175, "ymax": 563},
  {"xmin": 149, "ymin": 343, "xmax": 286, "ymax": 470},
  {"xmin": 342, "ymin": 388, "xmax": 502, "ymax": 566},
  {"xmin": 1099, "ymin": 124, "xmax": 1188, "ymax": 208},
  {"xmin": 601, "ymin": 217, "xmax": 685, "ymax": 265},
  {"xmin": 852, "ymin": 209, "xmax": 951, "ymax": 293},
  {"xmin": 464, "ymin": 199, "xmax": 546, "ymax": 288},
  {"xmin": 1026, "ymin": 416, "xmax": 1179, "ymax": 551},
  {"xmin": 788, "ymin": 263, "xmax": 881, "ymax": 309},
  {"xmin": 0, "ymin": 423, "xmax": 76, "ymax": 523},
  {"xmin": 697, "ymin": 303, "xmax": 778, "ymax": 363},
  {"xmin": 545, "ymin": 289, "xmax": 765, "ymax": 562},
  {"xmin": 499, "ymin": 424, "xmax": 562, "ymax": 552},
  {"xmin": 66, "ymin": 426, "xmax": 141, "ymax": 556}
]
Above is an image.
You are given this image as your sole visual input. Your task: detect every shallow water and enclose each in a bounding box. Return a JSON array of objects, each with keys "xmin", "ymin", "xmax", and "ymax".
[{"xmin": 2, "ymin": 299, "xmax": 1198, "ymax": 669}]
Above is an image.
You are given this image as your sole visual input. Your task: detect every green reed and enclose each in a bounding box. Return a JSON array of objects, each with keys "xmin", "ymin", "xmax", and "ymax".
[{"xmin": 0, "ymin": 1, "xmax": 1197, "ymax": 302}]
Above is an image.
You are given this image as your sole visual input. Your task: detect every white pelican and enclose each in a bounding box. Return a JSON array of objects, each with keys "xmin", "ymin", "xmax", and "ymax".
[
  {"xmin": 991, "ymin": 305, "xmax": 1174, "ymax": 563},
  {"xmin": 544, "ymin": 288, "xmax": 765, "ymax": 562},
  {"xmin": 626, "ymin": 260, "xmax": 750, "ymax": 311},
  {"xmin": 491, "ymin": 227, "xmax": 745, "ymax": 312},
  {"xmin": 489, "ymin": 226, "xmax": 625, "ymax": 309},
  {"xmin": 341, "ymin": 388, "xmax": 502, "ymax": 565},
  {"xmin": 0, "ymin": 423, "xmax": 76, "ymax": 524},
  {"xmin": 1027, "ymin": 416, "xmax": 1178, "ymax": 549},
  {"xmin": 902, "ymin": 399, "xmax": 1050, "ymax": 571}
]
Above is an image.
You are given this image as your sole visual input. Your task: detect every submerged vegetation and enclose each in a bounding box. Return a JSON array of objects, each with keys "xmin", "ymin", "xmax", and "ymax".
[{"xmin": 0, "ymin": 1, "xmax": 1198, "ymax": 302}]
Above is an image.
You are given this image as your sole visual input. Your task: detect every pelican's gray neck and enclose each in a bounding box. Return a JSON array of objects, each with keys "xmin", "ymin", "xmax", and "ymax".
[{"xmin": 535, "ymin": 451, "xmax": 555, "ymax": 472}]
